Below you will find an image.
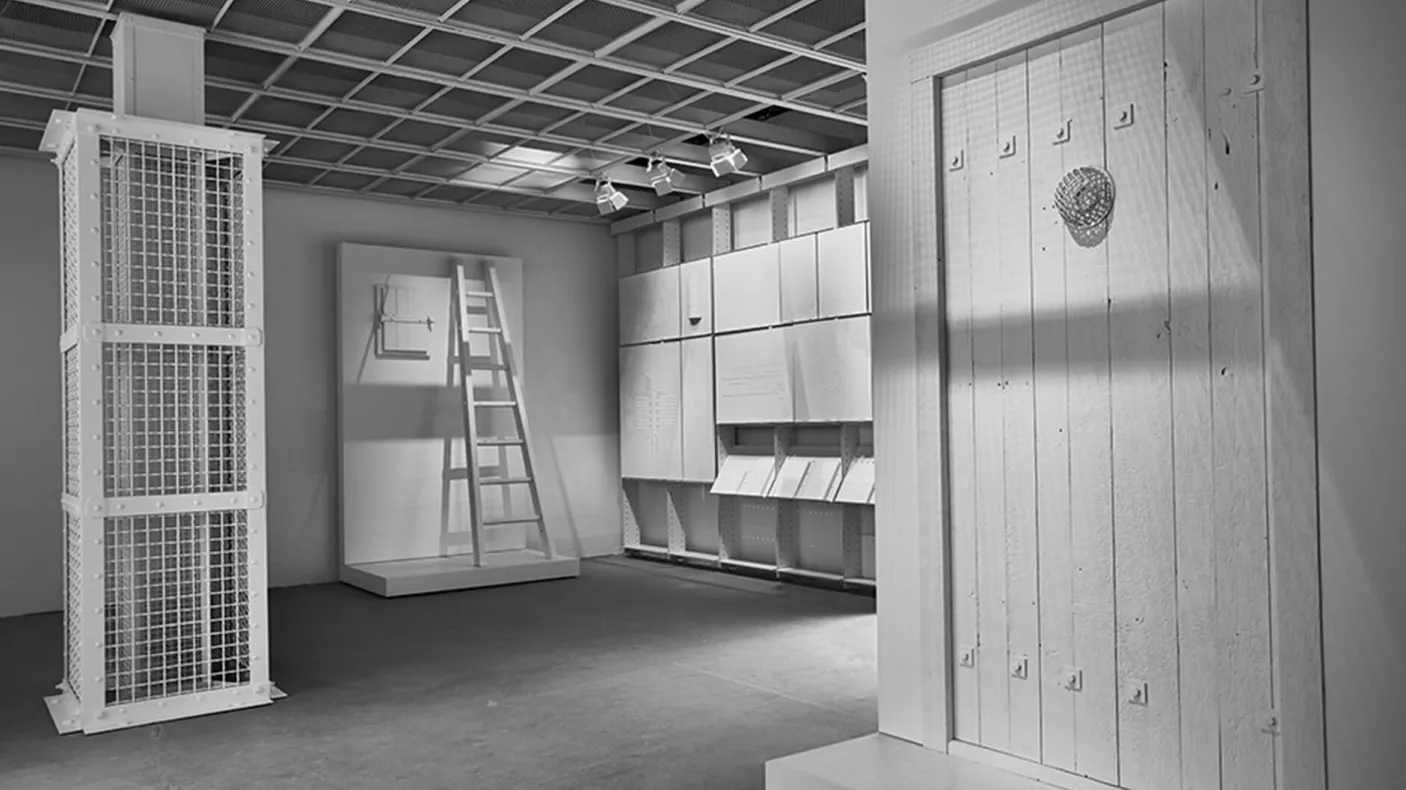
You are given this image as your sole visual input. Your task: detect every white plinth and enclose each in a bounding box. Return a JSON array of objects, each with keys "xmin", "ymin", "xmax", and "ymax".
[
  {"xmin": 341, "ymin": 550, "xmax": 580, "ymax": 597},
  {"xmin": 765, "ymin": 734, "xmax": 1058, "ymax": 790}
]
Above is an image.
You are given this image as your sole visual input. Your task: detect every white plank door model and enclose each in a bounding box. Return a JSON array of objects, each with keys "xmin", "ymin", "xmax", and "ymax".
[{"xmin": 939, "ymin": 5, "xmax": 1280, "ymax": 788}]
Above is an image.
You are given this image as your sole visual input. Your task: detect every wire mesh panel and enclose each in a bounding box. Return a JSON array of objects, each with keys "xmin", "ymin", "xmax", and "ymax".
[
  {"xmin": 44, "ymin": 109, "xmax": 271, "ymax": 736},
  {"xmin": 103, "ymin": 512, "xmax": 250, "ymax": 705},
  {"xmin": 102, "ymin": 344, "xmax": 247, "ymax": 498}
]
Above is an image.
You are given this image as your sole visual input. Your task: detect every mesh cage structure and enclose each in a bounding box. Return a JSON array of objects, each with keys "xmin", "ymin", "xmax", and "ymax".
[{"xmin": 41, "ymin": 109, "xmax": 273, "ymax": 736}]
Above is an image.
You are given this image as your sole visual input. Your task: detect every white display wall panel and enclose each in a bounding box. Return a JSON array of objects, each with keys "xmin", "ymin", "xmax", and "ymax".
[
  {"xmin": 336, "ymin": 243, "xmax": 577, "ymax": 596},
  {"xmin": 619, "ymin": 265, "xmax": 681, "ymax": 345},
  {"xmin": 616, "ymin": 170, "xmax": 877, "ymax": 591},
  {"xmin": 41, "ymin": 109, "xmax": 279, "ymax": 735}
]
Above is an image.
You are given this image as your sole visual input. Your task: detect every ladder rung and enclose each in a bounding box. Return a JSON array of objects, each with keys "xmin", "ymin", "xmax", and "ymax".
[
  {"xmin": 482, "ymin": 476, "xmax": 532, "ymax": 486},
  {"xmin": 446, "ymin": 467, "xmax": 470, "ymax": 480},
  {"xmin": 460, "ymin": 290, "xmax": 494, "ymax": 299},
  {"xmin": 455, "ymin": 357, "xmax": 508, "ymax": 370},
  {"xmin": 464, "ymin": 327, "xmax": 503, "ymax": 335},
  {"xmin": 483, "ymin": 515, "xmax": 542, "ymax": 527},
  {"xmin": 475, "ymin": 400, "xmax": 517, "ymax": 408},
  {"xmin": 478, "ymin": 438, "xmax": 523, "ymax": 446}
]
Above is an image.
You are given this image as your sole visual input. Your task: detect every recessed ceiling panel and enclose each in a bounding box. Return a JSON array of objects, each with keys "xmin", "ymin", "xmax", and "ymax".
[
  {"xmin": 313, "ymin": 11, "xmax": 423, "ymax": 60},
  {"xmin": 241, "ymin": 96, "xmax": 329, "ymax": 128},
  {"xmin": 317, "ymin": 171, "xmax": 378, "ymax": 191},
  {"xmin": 371, "ymin": 178, "xmax": 427, "ymax": 197},
  {"xmin": 0, "ymin": 123, "xmax": 44, "ymax": 150},
  {"xmin": 110, "ymin": 0, "xmax": 224, "ymax": 29},
  {"xmin": 542, "ymin": 65, "xmax": 641, "ymax": 103},
  {"xmin": 675, "ymin": 40, "xmax": 788, "ymax": 83},
  {"xmin": 282, "ymin": 138, "xmax": 358, "ymax": 163},
  {"xmin": 451, "ymin": 0, "xmax": 576, "ymax": 36},
  {"xmin": 739, "ymin": 59, "xmax": 848, "ymax": 96},
  {"xmin": 456, "ymin": 163, "xmax": 536, "ymax": 186},
  {"xmin": 398, "ymin": 31, "xmax": 502, "ymax": 77},
  {"xmin": 770, "ymin": 0, "xmax": 865, "ymax": 44},
  {"xmin": 0, "ymin": 3, "xmax": 100, "ymax": 51},
  {"xmin": 276, "ymin": 59, "xmax": 371, "ymax": 99},
  {"xmin": 206, "ymin": 41, "xmax": 287, "ymax": 84},
  {"xmin": 423, "ymin": 88, "xmax": 510, "ymax": 123},
  {"xmin": 420, "ymin": 184, "xmax": 483, "ymax": 203},
  {"xmin": 0, "ymin": 49, "xmax": 80, "ymax": 91},
  {"xmin": 549, "ymin": 113, "xmax": 631, "ymax": 143},
  {"xmin": 531, "ymin": 0, "xmax": 654, "ymax": 51},
  {"xmin": 346, "ymin": 147, "xmax": 416, "ymax": 170},
  {"xmin": 492, "ymin": 102, "xmax": 577, "ymax": 133},
  {"xmin": 316, "ymin": 107, "xmax": 397, "ymax": 137},
  {"xmin": 353, "ymin": 74, "xmax": 441, "ymax": 109},
  {"xmin": 692, "ymin": 0, "xmax": 806, "ymax": 29},
  {"xmin": 0, "ymin": 88, "xmax": 63, "ymax": 121},
  {"xmin": 379, "ymin": 120, "xmax": 459, "ymax": 147},
  {"xmin": 215, "ymin": 0, "xmax": 328, "ymax": 44},
  {"xmin": 405, "ymin": 156, "xmax": 478, "ymax": 179},
  {"xmin": 75, "ymin": 65, "xmax": 113, "ymax": 100},
  {"xmin": 263, "ymin": 162, "xmax": 324, "ymax": 184},
  {"xmin": 473, "ymin": 47, "xmax": 575, "ymax": 90},
  {"xmin": 615, "ymin": 21, "xmax": 724, "ymax": 68},
  {"xmin": 605, "ymin": 79, "xmax": 699, "ymax": 115}
]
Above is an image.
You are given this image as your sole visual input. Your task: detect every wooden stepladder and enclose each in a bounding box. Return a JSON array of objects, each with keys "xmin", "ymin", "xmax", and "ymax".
[{"xmin": 446, "ymin": 257, "xmax": 556, "ymax": 567}]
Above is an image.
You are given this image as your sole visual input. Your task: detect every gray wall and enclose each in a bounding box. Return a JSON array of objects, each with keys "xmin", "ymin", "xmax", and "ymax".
[
  {"xmin": 865, "ymin": 0, "xmax": 1405, "ymax": 787},
  {"xmin": 0, "ymin": 153, "xmax": 621, "ymax": 619},
  {"xmin": 1309, "ymin": 0, "xmax": 1406, "ymax": 787}
]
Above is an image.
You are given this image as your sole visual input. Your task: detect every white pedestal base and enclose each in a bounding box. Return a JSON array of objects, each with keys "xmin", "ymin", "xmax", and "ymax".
[
  {"xmin": 341, "ymin": 550, "xmax": 580, "ymax": 597},
  {"xmin": 765, "ymin": 734, "xmax": 1054, "ymax": 790}
]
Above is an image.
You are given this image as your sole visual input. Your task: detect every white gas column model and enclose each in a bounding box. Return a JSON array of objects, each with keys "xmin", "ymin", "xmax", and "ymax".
[{"xmin": 40, "ymin": 109, "xmax": 280, "ymax": 735}]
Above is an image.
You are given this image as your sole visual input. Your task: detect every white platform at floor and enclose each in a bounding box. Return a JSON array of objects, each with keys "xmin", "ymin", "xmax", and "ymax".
[
  {"xmin": 765, "ymin": 734, "xmax": 1053, "ymax": 790},
  {"xmin": 341, "ymin": 550, "xmax": 580, "ymax": 597}
]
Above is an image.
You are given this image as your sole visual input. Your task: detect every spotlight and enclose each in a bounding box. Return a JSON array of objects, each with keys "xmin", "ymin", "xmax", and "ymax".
[
  {"xmin": 646, "ymin": 157, "xmax": 684, "ymax": 196},
  {"xmin": 594, "ymin": 179, "xmax": 628, "ymax": 215},
  {"xmin": 707, "ymin": 133, "xmax": 748, "ymax": 177}
]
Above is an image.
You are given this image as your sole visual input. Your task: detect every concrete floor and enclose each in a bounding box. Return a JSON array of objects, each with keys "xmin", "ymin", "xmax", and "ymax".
[{"xmin": 0, "ymin": 556, "xmax": 876, "ymax": 790}]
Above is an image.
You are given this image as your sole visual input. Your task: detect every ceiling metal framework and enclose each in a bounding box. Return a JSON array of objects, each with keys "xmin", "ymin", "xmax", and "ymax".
[{"xmin": 0, "ymin": 0, "xmax": 867, "ymax": 220}]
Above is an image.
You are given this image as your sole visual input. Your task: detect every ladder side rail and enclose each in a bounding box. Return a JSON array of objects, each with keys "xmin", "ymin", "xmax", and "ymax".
[
  {"xmin": 451, "ymin": 265, "xmax": 488, "ymax": 567},
  {"xmin": 485, "ymin": 262, "xmax": 556, "ymax": 559}
]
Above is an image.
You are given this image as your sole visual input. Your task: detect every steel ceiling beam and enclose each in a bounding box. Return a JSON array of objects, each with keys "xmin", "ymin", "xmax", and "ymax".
[{"xmin": 595, "ymin": 0, "xmax": 865, "ymax": 73}]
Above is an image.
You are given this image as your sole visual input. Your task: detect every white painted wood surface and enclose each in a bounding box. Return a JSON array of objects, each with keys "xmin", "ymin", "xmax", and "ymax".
[
  {"xmin": 337, "ymin": 245, "xmax": 529, "ymax": 567},
  {"xmin": 680, "ymin": 337, "xmax": 716, "ymax": 482},
  {"xmin": 817, "ymin": 223, "xmax": 870, "ymax": 319},
  {"xmin": 1025, "ymin": 38, "xmax": 1078, "ymax": 775},
  {"xmin": 1206, "ymin": 0, "xmax": 1276, "ymax": 786},
  {"xmin": 940, "ymin": 68, "xmax": 982, "ymax": 748},
  {"xmin": 995, "ymin": 51, "xmax": 1041, "ymax": 764},
  {"xmin": 714, "ymin": 327, "xmax": 794, "ymax": 423},
  {"xmin": 732, "ymin": 194, "xmax": 774, "ymax": 250},
  {"xmin": 790, "ymin": 317, "xmax": 873, "ymax": 423},
  {"xmin": 792, "ymin": 177, "xmax": 840, "ymax": 236},
  {"xmin": 1163, "ymin": 3, "xmax": 1220, "ymax": 788},
  {"xmin": 713, "ymin": 245, "xmax": 783, "ymax": 333},
  {"xmin": 619, "ymin": 341, "xmax": 684, "ymax": 480},
  {"xmin": 1056, "ymin": 27, "xmax": 1120, "ymax": 785},
  {"xmin": 964, "ymin": 60, "xmax": 1011, "ymax": 755},
  {"xmin": 678, "ymin": 258, "xmax": 713, "ymax": 337},
  {"xmin": 779, "ymin": 235, "xmax": 821, "ymax": 324},
  {"xmin": 619, "ymin": 265, "xmax": 681, "ymax": 345},
  {"xmin": 1104, "ymin": 8, "xmax": 1182, "ymax": 789}
]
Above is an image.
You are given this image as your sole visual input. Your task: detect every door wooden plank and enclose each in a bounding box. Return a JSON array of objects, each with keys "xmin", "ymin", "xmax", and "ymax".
[
  {"xmin": 967, "ymin": 60, "xmax": 1011, "ymax": 754},
  {"xmin": 941, "ymin": 68, "xmax": 983, "ymax": 745},
  {"xmin": 1059, "ymin": 24, "xmax": 1120, "ymax": 786},
  {"xmin": 996, "ymin": 50, "xmax": 1043, "ymax": 763},
  {"xmin": 1027, "ymin": 37, "xmax": 1076, "ymax": 774},
  {"xmin": 1104, "ymin": 6, "xmax": 1182, "ymax": 789}
]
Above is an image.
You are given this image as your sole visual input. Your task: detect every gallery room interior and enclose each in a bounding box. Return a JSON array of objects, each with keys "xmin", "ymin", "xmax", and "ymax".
[{"xmin": 0, "ymin": 0, "xmax": 1401, "ymax": 788}]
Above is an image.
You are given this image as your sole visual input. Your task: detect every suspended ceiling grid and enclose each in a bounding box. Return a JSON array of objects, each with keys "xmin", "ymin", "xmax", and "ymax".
[{"xmin": 0, "ymin": 0, "xmax": 868, "ymax": 220}]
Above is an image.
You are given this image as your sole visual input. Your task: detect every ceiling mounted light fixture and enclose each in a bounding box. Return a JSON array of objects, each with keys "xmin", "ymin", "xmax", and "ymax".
[
  {"xmin": 594, "ymin": 178, "xmax": 628, "ymax": 215},
  {"xmin": 646, "ymin": 156, "xmax": 684, "ymax": 196},
  {"xmin": 707, "ymin": 132, "xmax": 748, "ymax": 177}
]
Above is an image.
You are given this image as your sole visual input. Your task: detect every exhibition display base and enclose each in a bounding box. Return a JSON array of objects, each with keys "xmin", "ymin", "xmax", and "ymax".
[
  {"xmin": 341, "ymin": 550, "xmax": 581, "ymax": 598},
  {"xmin": 765, "ymin": 735, "xmax": 1053, "ymax": 790}
]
